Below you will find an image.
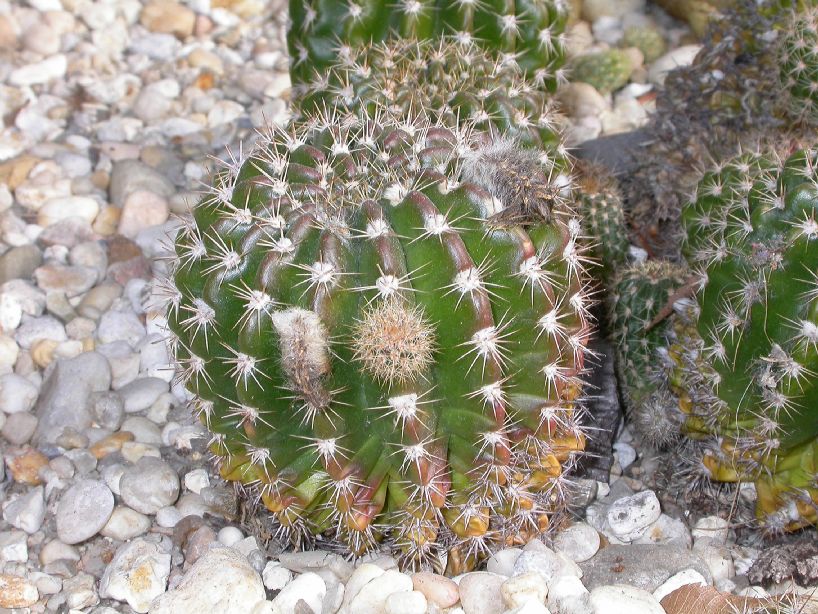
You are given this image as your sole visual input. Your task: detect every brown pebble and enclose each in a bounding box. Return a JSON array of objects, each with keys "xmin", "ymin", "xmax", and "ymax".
[
  {"xmin": 183, "ymin": 525, "xmax": 217, "ymax": 566},
  {"xmin": 89, "ymin": 431, "xmax": 134, "ymax": 459},
  {"xmin": 6, "ymin": 447, "xmax": 49, "ymax": 485},
  {"xmin": 411, "ymin": 571, "xmax": 460, "ymax": 608},
  {"xmin": 0, "ymin": 574, "xmax": 38, "ymax": 608},
  {"xmin": 172, "ymin": 515, "xmax": 205, "ymax": 549}
]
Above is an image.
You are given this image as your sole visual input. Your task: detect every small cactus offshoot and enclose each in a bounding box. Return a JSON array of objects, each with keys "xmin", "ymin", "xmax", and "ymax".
[
  {"xmin": 569, "ymin": 50, "xmax": 633, "ymax": 94},
  {"xmin": 672, "ymin": 147, "xmax": 818, "ymax": 531},
  {"xmin": 610, "ymin": 261, "xmax": 690, "ymax": 449},
  {"xmin": 164, "ymin": 90, "xmax": 592, "ymax": 571},
  {"xmin": 287, "ymin": 0, "xmax": 570, "ymax": 91}
]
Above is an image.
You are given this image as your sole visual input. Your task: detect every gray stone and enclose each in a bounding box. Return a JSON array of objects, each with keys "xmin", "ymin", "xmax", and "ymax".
[
  {"xmin": 109, "ymin": 160, "xmax": 175, "ymax": 209},
  {"xmin": 16, "ymin": 314, "xmax": 66, "ymax": 348},
  {"xmin": 579, "ymin": 545, "xmax": 712, "ymax": 592},
  {"xmin": 119, "ymin": 377, "xmax": 169, "ymax": 413},
  {"xmin": 34, "ymin": 352, "xmax": 112, "ymax": 444},
  {"xmin": 63, "ymin": 572, "xmax": 99, "ymax": 610},
  {"xmin": 0, "ymin": 245, "xmax": 42, "ymax": 284},
  {"xmin": 90, "ymin": 391, "xmax": 125, "ymax": 430},
  {"xmin": 56, "ymin": 479, "xmax": 114, "ymax": 544},
  {"xmin": 1, "ymin": 375, "xmax": 42, "ymax": 420},
  {"xmin": 458, "ymin": 572, "xmax": 506, "ymax": 614},
  {"xmin": 119, "ymin": 456, "xmax": 180, "ymax": 514},
  {"xmin": 605, "ymin": 491, "xmax": 662, "ymax": 542},
  {"xmin": 97, "ymin": 310, "xmax": 147, "ymax": 346},
  {"xmin": 2, "ymin": 485, "xmax": 45, "ymax": 533},
  {"xmin": 2, "ymin": 412, "xmax": 38, "ymax": 444},
  {"xmin": 553, "ymin": 522, "xmax": 600, "ymax": 562}
]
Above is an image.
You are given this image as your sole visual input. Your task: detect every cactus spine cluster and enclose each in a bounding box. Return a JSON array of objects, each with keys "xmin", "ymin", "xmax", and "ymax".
[
  {"xmin": 166, "ymin": 36, "xmax": 592, "ymax": 571},
  {"xmin": 287, "ymin": 0, "xmax": 570, "ymax": 91},
  {"xmin": 670, "ymin": 147, "xmax": 818, "ymax": 530}
]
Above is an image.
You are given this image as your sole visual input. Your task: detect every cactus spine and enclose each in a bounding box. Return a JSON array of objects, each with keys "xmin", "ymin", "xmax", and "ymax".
[{"xmin": 166, "ymin": 39, "xmax": 591, "ymax": 571}]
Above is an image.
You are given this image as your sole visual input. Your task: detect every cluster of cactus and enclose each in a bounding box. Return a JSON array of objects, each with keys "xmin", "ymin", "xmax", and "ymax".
[
  {"xmin": 165, "ymin": 32, "xmax": 592, "ymax": 572},
  {"xmin": 668, "ymin": 147, "xmax": 818, "ymax": 531},
  {"xmin": 287, "ymin": 0, "xmax": 571, "ymax": 91}
]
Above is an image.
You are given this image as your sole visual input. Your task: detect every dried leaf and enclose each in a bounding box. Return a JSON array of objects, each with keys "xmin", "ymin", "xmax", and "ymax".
[{"xmin": 660, "ymin": 584, "xmax": 771, "ymax": 614}]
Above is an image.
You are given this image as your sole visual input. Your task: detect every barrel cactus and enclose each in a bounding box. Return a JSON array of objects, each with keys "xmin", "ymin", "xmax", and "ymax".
[
  {"xmin": 671, "ymin": 147, "xmax": 818, "ymax": 531},
  {"xmin": 287, "ymin": 0, "xmax": 570, "ymax": 91},
  {"xmin": 164, "ymin": 78, "xmax": 591, "ymax": 569}
]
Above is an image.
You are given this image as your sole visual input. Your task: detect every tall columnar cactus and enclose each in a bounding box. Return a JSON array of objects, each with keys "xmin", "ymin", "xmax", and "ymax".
[
  {"xmin": 295, "ymin": 40, "xmax": 568, "ymax": 157},
  {"xmin": 610, "ymin": 261, "xmax": 690, "ymax": 448},
  {"xmin": 573, "ymin": 161, "xmax": 630, "ymax": 285},
  {"xmin": 778, "ymin": 7, "xmax": 818, "ymax": 125},
  {"xmin": 672, "ymin": 147, "xmax": 818, "ymax": 531},
  {"xmin": 287, "ymin": 0, "xmax": 570, "ymax": 91},
  {"xmin": 165, "ymin": 96, "xmax": 591, "ymax": 570}
]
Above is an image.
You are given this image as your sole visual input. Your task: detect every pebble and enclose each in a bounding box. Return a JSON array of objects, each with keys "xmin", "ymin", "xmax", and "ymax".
[
  {"xmin": 218, "ymin": 526, "xmax": 244, "ymax": 547},
  {"xmin": 386, "ymin": 590, "xmax": 427, "ymax": 614},
  {"xmin": 591, "ymin": 584, "xmax": 666, "ymax": 614},
  {"xmin": 99, "ymin": 537, "xmax": 172, "ymax": 613},
  {"xmin": 90, "ymin": 391, "xmax": 126, "ymax": 430},
  {"xmin": 605, "ymin": 491, "xmax": 662, "ymax": 542},
  {"xmin": 2, "ymin": 486, "xmax": 45, "ymax": 533},
  {"xmin": 513, "ymin": 547, "xmax": 565, "ymax": 583},
  {"xmin": 261, "ymin": 561, "xmax": 292, "ymax": 591},
  {"xmin": 9, "ymin": 54, "xmax": 67, "ymax": 86},
  {"xmin": 100, "ymin": 506, "xmax": 152, "ymax": 541},
  {"xmin": 151, "ymin": 545, "xmax": 266, "ymax": 614},
  {"xmin": 546, "ymin": 575, "xmax": 591, "ymax": 614},
  {"xmin": 119, "ymin": 190, "xmax": 170, "ymax": 238},
  {"xmin": 6, "ymin": 446, "xmax": 49, "ymax": 484},
  {"xmin": 63, "ymin": 572, "xmax": 99, "ymax": 609},
  {"xmin": 56, "ymin": 479, "xmax": 115, "ymax": 544},
  {"xmin": 411, "ymin": 571, "xmax": 460, "ymax": 608},
  {"xmin": 502, "ymin": 572, "xmax": 548, "ymax": 608},
  {"xmin": 652, "ymin": 569, "xmax": 708, "ymax": 602},
  {"xmin": 552, "ymin": 522, "xmax": 600, "ymax": 562},
  {"xmin": 0, "ymin": 530, "xmax": 28, "ymax": 562},
  {"xmin": 0, "ymin": 574, "xmax": 39, "ymax": 608},
  {"xmin": 557, "ymin": 82, "xmax": 610, "ymax": 118},
  {"xmin": 271, "ymin": 571, "xmax": 326, "ymax": 614},
  {"xmin": 2, "ymin": 412, "xmax": 39, "ymax": 444},
  {"xmin": 40, "ymin": 539, "xmax": 80, "ymax": 565},
  {"xmin": 691, "ymin": 516, "xmax": 729, "ymax": 546},
  {"xmin": 647, "ymin": 45, "xmax": 702, "ymax": 85},
  {"xmin": 348, "ymin": 569, "xmax": 414, "ymax": 613},
  {"xmin": 458, "ymin": 572, "xmax": 507, "ymax": 614},
  {"xmin": 119, "ymin": 456, "xmax": 181, "ymax": 514},
  {"xmin": 119, "ymin": 376, "xmax": 169, "ymax": 412}
]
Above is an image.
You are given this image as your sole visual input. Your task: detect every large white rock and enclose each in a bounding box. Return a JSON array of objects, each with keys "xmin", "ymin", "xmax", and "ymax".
[
  {"xmin": 150, "ymin": 545, "xmax": 265, "ymax": 614},
  {"xmin": 100, "ymin": 538, "xmax": 172, "ymax": 613},
  {"xmin": 546, "ymin": 575, "xmax": 591, "ymax": 614},
  {"xmin": 647, "ymin": 45, "xmax": 702, "ymax": 86},
  {"xmin": 553, "ymin": 522, "xmax": 600, "ymax": 562},
  {"xmin": 605, "ymin": 491, "xmax": 661, "ymax": 542},
  {"xmin": 589, "ymin": 585, "xmax": 665, "ymax": 614},
  {"xmin": 347, "ymin": 570, "xmax": 413, "ymax": 614},
  {"xmin": 270, "ymin": 571, "xmax": 325, "ymax": 614}
]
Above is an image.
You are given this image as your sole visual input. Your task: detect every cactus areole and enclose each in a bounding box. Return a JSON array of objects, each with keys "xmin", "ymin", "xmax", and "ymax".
[{"xmin": 165, "ymin": 100, "xmax": 591, "ymax": 572}]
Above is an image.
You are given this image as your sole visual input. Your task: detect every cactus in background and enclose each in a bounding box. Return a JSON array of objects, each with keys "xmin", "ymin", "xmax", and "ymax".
[
  {"xmin": 573, "ymin": 161, "xmax": 630, "ymax": 286},
  {"xmin": 778, "ymin": 7, "xmax": 818, "ymax": 126},
  {"xmin": 610, "ymin": 261, "xmax": 690, "ymax": 448},
  {"xmin": 569, "ymin": 50, "xmax": 634, "ymax": 94},
  {"xmin": 294, "ymin": 40, "xmax": 568, "ymax": 156},
  {"xmin": 287, "ymin": 0, "xmax": 570, "ymax": 91},
  {"xmin": 622, "ymin": 25, "xmax": 667, "ymax": 63},
  {"xmin": 165, "ymin": 73, "xmax": 591, "ymax": 570},
  {"xmin": 671, "ymin": 147, "xmax": 818, "ymax": 531}
]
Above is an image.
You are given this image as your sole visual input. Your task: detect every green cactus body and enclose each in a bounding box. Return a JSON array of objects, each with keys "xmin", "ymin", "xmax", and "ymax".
[
  {"xmin": 610, "ymin": 261, "xmax": 689, "ymax": 448},
  {"xmin": 573, "ymin": 162, "xmax": 630, "ymax": 285},
  {"xmin": 779, "ymin": 7, "xmax": 818, "ymax": 125},
  {"xmin": 675, "ymin": 148, "xmax": 818, "ymax": 530},
  {"xmin": 287, "ymin": 0, "xmax": 570, "ymax": 91},
  {"xmin": 622, "ymin": 25, "xmax": 667, "ymax": 63},
  {"xmin": 166, "ymin": 101, "xmax": 591, "ymax": 570},
  {"xmin": 295, "ymin": 40, "xmax": 567, "ymax": 157},
  {"xmin": 569, "ymin": 50, "xmax": 633, "ymax": 94}
]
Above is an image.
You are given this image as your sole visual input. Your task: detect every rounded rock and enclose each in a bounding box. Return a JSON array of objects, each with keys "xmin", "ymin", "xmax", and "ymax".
[
  {"xmin": 56, "ymin": 479, "xmax": 114, "ymax": 544},
  {"xmin": 0, "ymin": 373, "xmax": 38, "ymax": 413},
  {"xmin": 458, "ymin": 572, "xmax": 506, "ymax": 614},
  {"xmin": 553, "ymin": 522, "xmax": 601, "ymax": 562},
  {"xmin": 385, "ymin": 590, "xmax": 427, "ymax": 614},
  {"xmin": 605, "ymin": 491, "xmax": 661, "ymax": 542},
  {"xmin": 119, "ymin": 457, "xmax": 180, "ymax": 514},
  {"xmin": 411, "ymin": 571, "xmax": 459, "ymax": 608},
  {"xmin": 100, "ymin": 506, "xmax": 152, "ymax": 541},
  {"xmin": 269, "ymin": 570, "xmax": 325, "ymax": 614},
  {"xmin": 589, "ymin": 584, "xmax": 664, "ymax": 614}
]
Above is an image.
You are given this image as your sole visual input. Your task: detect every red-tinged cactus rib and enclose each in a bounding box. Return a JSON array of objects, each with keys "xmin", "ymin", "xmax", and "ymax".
[{"xmin": 164, "ymin": 104, "xmax": 591, "ymax": 572}]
